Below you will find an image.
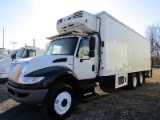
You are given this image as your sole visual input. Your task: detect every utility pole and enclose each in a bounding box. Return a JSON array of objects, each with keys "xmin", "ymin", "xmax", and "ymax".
[{"xmin": 3, "ymin": 27, "xmax": 4, "ymax": 48}]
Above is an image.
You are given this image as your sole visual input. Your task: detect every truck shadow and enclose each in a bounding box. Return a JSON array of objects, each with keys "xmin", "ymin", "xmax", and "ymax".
[
  {"xmin": 0, "ymin": 80, "xmax": 9, "ymax": 104},
  {"xmin": 0, "ymin": 104, "xmax": 45, "ymax": 120},
  {"xmin": 96, "ymin": 85, "xmax": 129, "ymax": 95},
  {"xmin": 0, "ymin": 79, "xmax": 7, "ymax": 84},
  {"xmin": 99, "ymin": 86, "xmax": 129, "ymax": 94},
  {"xmin": 97, "ymin": 81, "xmax": 160, "ymax": 94}
]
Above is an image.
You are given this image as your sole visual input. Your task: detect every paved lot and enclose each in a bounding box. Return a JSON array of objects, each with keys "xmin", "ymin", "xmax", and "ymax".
[{"xmin": 0, "ymin": 69, "xmax": 160, "ymax": 120}]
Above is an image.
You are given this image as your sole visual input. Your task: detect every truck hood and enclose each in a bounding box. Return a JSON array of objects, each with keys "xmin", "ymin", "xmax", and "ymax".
[{"xmin": 17, "ymin": 55, "xmax": 73, "ymax": 75}]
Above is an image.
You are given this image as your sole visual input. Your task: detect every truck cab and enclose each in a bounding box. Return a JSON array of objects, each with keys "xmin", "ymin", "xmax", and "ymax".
[
  {"xmin": 6, "ymin": 11, "xmax": 100, "ymax": 119},
  {"xmin": 44, "ymin": 34, "xmax": 97, "ymax": 80},
  {"xmin": 6, "ymin": 33, "xmax": 98, "ymax": 120},
  {"xmin": 12, "ymin": 46, "xmax": 44, "ymax": 59}
]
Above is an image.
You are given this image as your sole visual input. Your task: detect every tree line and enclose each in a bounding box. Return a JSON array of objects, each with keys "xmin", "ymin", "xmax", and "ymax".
[{"xmin": 146, "ymin": 24, "xmax": 160, "ymax": 68}]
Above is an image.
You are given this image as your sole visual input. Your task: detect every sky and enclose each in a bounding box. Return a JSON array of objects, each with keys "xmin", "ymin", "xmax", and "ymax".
[{"xmin": 0, "ymin": 0, "xmax": 160, "ymax": 50}]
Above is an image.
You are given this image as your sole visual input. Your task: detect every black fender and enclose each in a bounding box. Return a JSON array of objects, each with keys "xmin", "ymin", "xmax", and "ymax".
[
  {"xmin": 25, "ymin": 66, "xmax": 79, "ymax": 89},
  {"xmin": 25, "ymin": 66, "xmax": 80, "ymax": 101}
]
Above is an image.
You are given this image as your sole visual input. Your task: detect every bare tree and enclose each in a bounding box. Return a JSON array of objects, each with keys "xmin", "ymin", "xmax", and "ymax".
[{"xmin": 146, "ymin": 24, "xmax": 160, "ymax": 67}]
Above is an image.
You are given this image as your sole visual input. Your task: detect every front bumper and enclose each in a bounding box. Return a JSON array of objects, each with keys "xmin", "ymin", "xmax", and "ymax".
[{"xmin": 6, "ymin": 82, "xmax": 48, "ymax": 104}]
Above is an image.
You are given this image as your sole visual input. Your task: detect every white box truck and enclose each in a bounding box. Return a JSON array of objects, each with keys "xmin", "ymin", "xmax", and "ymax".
[
  {"xmin": 6, "ymin": 11, "xmax": 151, "ymax": 120},
  {"xmin": 0, "ymin": 46, "xmax": 44, "ymax": 79}
]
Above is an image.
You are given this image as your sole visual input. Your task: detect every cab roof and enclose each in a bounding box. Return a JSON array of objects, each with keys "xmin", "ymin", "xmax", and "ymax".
[{"xmin": 47, "ymin": 31, "xmax": 89, "ymax": 40}]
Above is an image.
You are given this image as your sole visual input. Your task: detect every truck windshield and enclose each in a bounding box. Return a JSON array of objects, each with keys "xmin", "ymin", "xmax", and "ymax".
[
  {"xmin": 44, "ymin": 37, "xmax": 78, "ymax": 55},
  {"xmin": 16, "ymin": 48, "xmax": 25, "ymax": 57}
]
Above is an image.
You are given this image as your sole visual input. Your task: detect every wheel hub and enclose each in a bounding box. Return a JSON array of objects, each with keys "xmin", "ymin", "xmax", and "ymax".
[
  {"xmin": 54, "ymin": 91, "xmax": 72, "ymax": 115},
  {"xmin": 62, "ymin": 99, "xmax": 67, "ymax": 107}
]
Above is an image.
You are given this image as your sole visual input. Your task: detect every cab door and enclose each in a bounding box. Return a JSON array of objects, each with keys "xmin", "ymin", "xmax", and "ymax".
[{"xmin": 74, "ymin": 39, "xmax": 97, "ymax": 80}]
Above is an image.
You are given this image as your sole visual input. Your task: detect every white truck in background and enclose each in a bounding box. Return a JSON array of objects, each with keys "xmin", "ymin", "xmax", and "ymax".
[
  {"xmin": 0, "ymin": 48, "xmax": 13, "ymax": 60},
  {"xmin": 6, "ymin": 11, "xmax": 151, "ymax": 120},
  {"xmin": 0, "ymin": 46, "xmax": 44, "ymax": 79}
]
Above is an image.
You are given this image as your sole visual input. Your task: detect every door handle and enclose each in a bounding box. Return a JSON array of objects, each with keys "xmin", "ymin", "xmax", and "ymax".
[{"xmin": 80, "ymin": 57, "xmax": 91, "ymax": 62}]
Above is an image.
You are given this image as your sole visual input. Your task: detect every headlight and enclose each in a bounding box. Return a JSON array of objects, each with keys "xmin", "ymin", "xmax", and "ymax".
[
  {"xmin": 9, "ymin": 62, "xmax": 45, "ymax": 84},
  {"xmin": 19, "ymin": 77, "xmax": 45, "ymax": 84}
]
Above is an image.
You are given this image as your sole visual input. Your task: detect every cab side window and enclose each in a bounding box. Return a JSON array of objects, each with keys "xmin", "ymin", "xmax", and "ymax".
[
  {"xmin": 24, "ymin": 50, "xmax": 36, "ymax": 58},
  {"xmin": 28, "ymin": 50, "xmax": 36, "ymax": 57},
  {"xmin": 77, "ymin": 39, "xmax": 89, "ymax": 58}
]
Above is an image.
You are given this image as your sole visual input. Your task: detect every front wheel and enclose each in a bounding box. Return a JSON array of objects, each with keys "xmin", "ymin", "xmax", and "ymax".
[{"xmin": 42, "ymin": 83, "xmax": 75, "ymax": 120}]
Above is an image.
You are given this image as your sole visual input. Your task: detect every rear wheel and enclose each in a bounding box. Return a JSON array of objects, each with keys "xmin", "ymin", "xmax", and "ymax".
[
  {"xmin": 138, "ymin": 72, "xmax": 144, "ymax": 86},
  {"xmin": 128, "ymin": 73, "xmax": 138, "ymax": 89},
  {"xmin": 42, "ymin": 83, "xmax": 75, "ymax": 120}
]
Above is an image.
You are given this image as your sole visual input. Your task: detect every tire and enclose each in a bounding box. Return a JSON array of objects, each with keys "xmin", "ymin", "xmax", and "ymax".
[
  {"xmin": 128, "ymin": 73, "xmax": 138, "ymax": 89},
  {"xmin": 42, "ymin": 83, "xmax": 75, "ymax": 120},
  {"xmin": 137, "ymin": 72, "xmax": 144, "ymax": 86}
]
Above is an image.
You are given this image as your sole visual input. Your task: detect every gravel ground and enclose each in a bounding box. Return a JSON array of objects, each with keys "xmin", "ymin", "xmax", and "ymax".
[{"xmin": 0, "ymin": 69, "xmax": 160, "ymax": 120}]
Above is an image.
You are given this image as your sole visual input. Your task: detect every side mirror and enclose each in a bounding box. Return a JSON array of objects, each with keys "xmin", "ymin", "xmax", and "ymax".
[
  {"xmin": 89, "ymin": 51, "xmax": 95, "ymax": 57},
  {"xmin": 89, "ymin": 36, "xmax": 95, "ymax": 51},
  {"xmin": 11, "ymin": 53, "xmax": 16, "ymax": 61},
  {"xmin": 89, "ymin": 36, "xmax": 95, "ymax": 57}
]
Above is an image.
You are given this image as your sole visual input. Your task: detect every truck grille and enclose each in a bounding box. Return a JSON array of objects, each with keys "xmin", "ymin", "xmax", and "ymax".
[
  {"xmin": 73, "ymin": 11, "xmax": 83, "ymax": 18},
  {"xmin": 10, "ymin": 64, "xmax": 23, "ymax": 81}
]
